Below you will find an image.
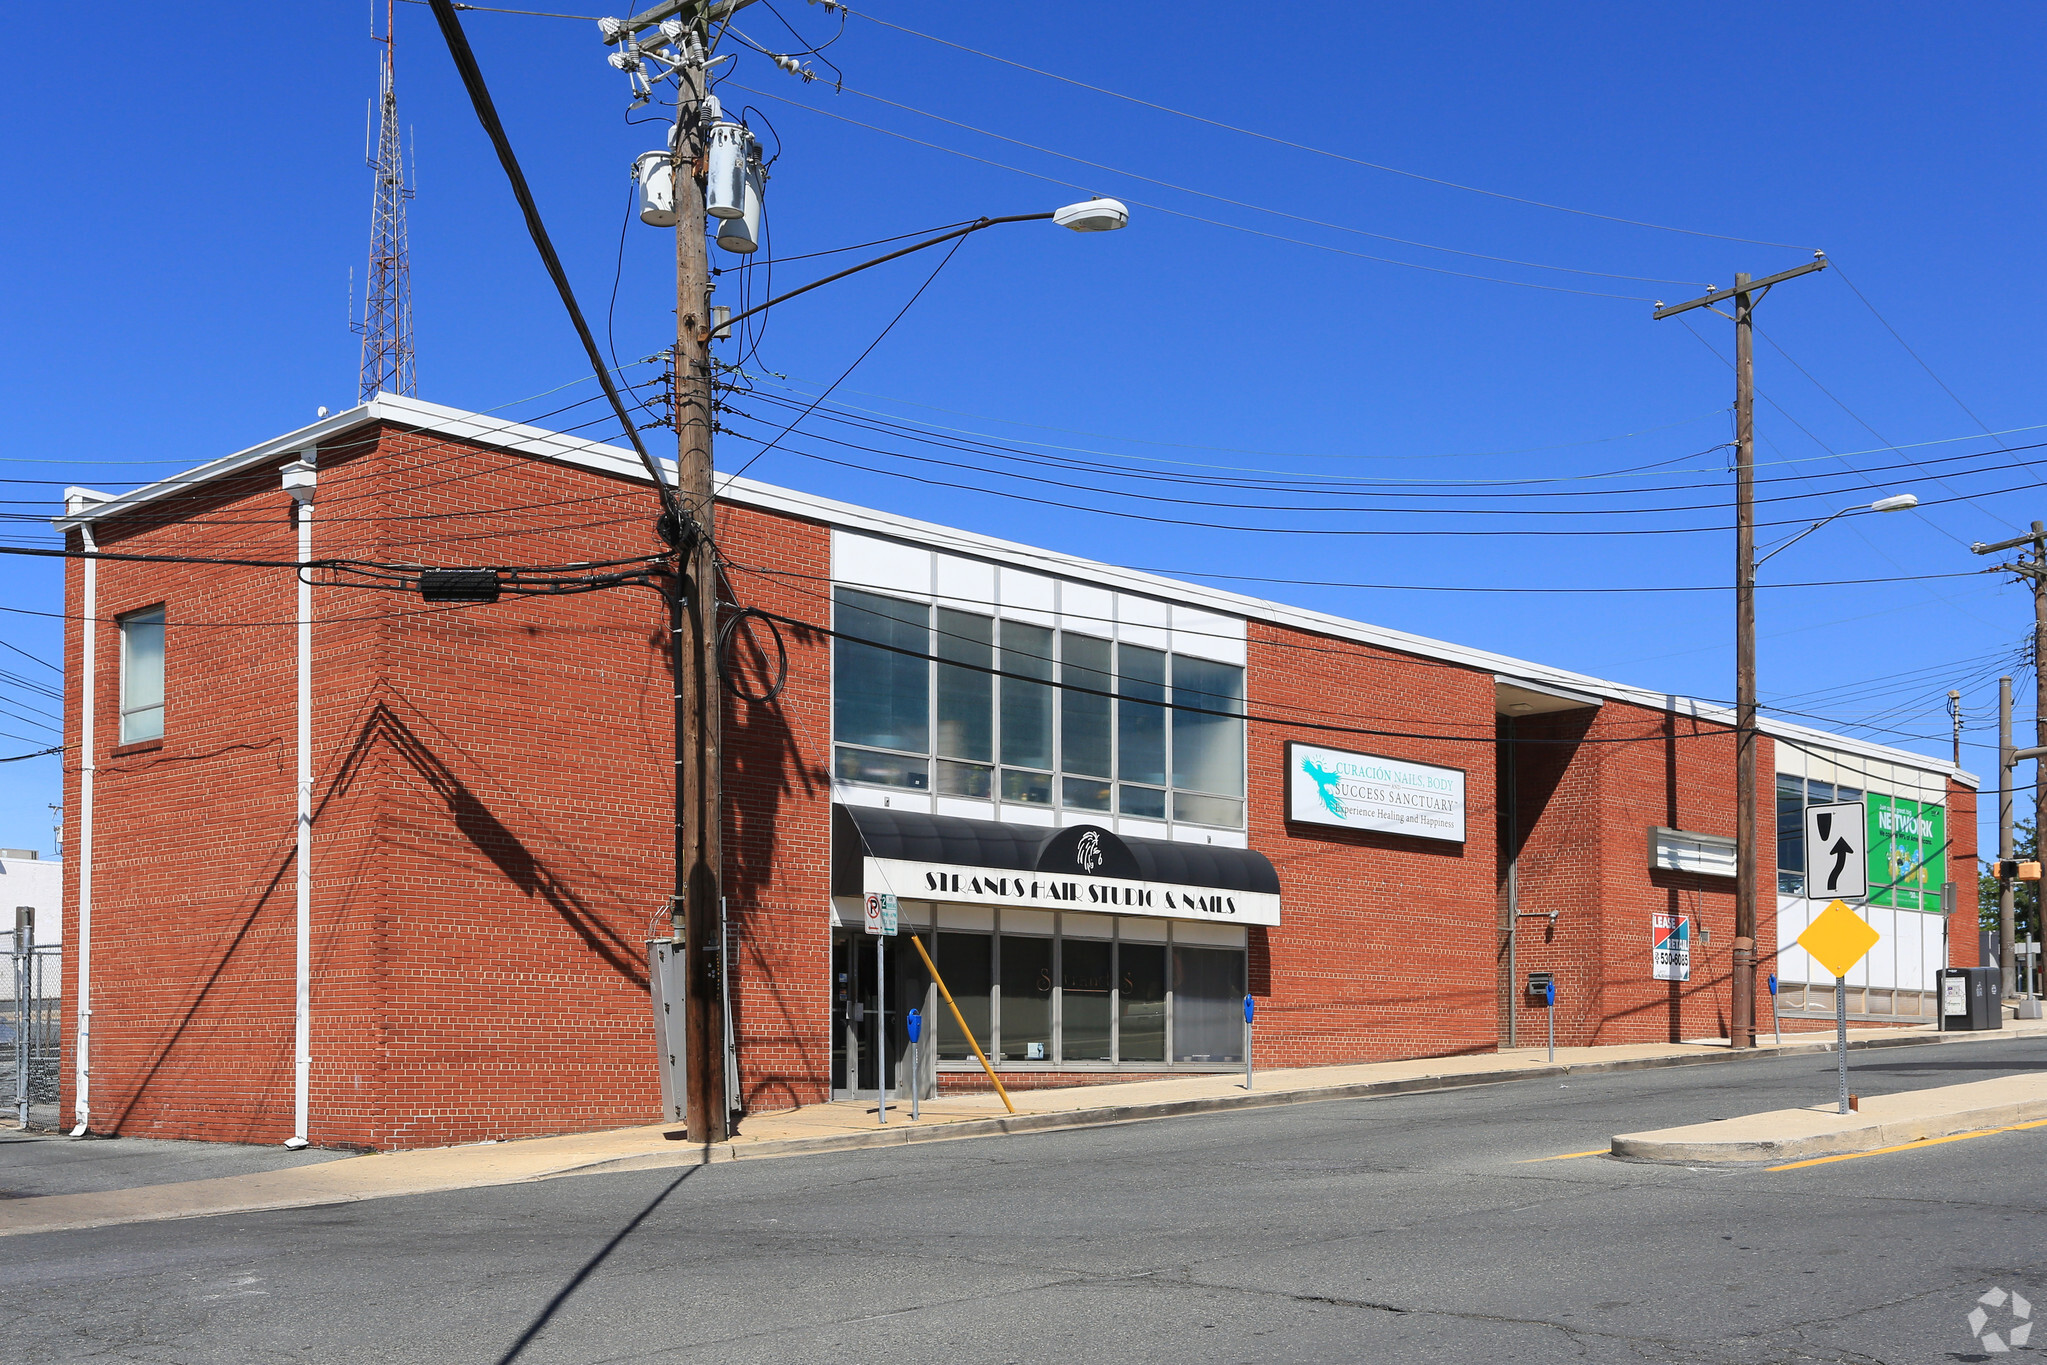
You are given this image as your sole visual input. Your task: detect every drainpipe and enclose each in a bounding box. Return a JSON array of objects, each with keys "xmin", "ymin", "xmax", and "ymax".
[
  {"xmin": 281, "ymin": 454, "xmax": 317, "ymax": 1149},
  {"xmin": 69, "ymin": 502, "xmax": 99, "ymax": 1136},
  {"xmin": 1503, "ymin": 717, "xmax": 1517, "ymax": 1049}
]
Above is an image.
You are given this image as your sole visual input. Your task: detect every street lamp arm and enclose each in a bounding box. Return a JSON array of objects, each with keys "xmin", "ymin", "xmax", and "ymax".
[
  {"xmin": 1754, "ymin": 508, "xmax": 1850, "ymax": 568},
  {"xmin": 1755, "ymin": 492, "xmax": 1917, "ymax": 568},
  {"xmin": 705, "ymin": 213, "xmax": 1053, "ymax": 342}
]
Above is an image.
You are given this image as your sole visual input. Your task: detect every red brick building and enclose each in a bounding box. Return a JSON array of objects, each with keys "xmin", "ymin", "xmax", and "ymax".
[{"xmin": 56, "ymin": 396, "xmax": 1980, "ymax": 1149}]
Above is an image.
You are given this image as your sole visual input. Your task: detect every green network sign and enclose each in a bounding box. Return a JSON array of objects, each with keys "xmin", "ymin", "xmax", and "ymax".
[{"xmin": 1866, "ymin": 794, "xmax": 1945, "ymax": 911}]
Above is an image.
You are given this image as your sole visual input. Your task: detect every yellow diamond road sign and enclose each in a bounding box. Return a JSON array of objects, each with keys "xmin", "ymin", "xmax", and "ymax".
[{"xmin": 1797, "ymin": 899, "xmax": 1880, "ymax": 979}]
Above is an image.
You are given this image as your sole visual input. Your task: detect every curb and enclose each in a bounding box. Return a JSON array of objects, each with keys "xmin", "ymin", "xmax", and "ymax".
[
  {"xmin": 1613, "ymin": 1085, "xmax": 2047, "ymax": 1165},
  {"xmin": 0, "ymin": 1024, "xmax": 2028, "ymax": 1238},
  {"xmin": 544, "ymin": 1024, "xmax": 2022, "ymax": 1178}
]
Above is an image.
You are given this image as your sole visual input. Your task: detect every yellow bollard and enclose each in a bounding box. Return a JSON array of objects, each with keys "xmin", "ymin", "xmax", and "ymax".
[{"xmin": 905, "ymin": 932, "xmax": 1015, "ymax": 1115}]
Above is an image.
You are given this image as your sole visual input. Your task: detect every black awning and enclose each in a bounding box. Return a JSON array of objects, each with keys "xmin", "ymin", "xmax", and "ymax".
[{"xmin": 832, "ymin": 803, "xmax": 1280, "ymax": 898}]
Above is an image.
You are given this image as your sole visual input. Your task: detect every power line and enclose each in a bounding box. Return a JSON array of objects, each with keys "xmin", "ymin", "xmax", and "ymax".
[
  {"xmin": 426, "ymin": 0, "xmax": 679, "ymax": 522},
  {"xmin": 1830, "ymin": 263, "xmax": 2007, "ymax": 447},
  {"xmin": 822, "ymin": 79, "xmax": 1713, "ymax": 288},
  {"xmin": 0, "ymin": 637, "xmax": 58, "ymax": 674},
  {"xmin": 748, "ymin": 363, "xmax": 2047, "ymax": 473},
  {"xmin": 0, "ymin": 744, "xmax": 62, "ymax": 763},
  {"xmin": 717, "ymin": 232, "xmax": 973, "ymax": 489},
  {"xmin": 724, "ymin": 81, "xmax": 1663, "ymax": 302},
  {"xmin": 744, "ymin": 366, "xmax": 1743, "ymax": 465},
  {"xmin": 846, "ymin": 8, "xmax": 1816, "ymax": 251},
  {"xmin": 1753, "ymin": 323, "xmax": 2035, "ymax": 528},
  {"xmin": 721, "ymin": 414, "xmax": 2045, "ymax": 537},
  {"xmin": 728, "ymin": 385, "xmax": 2047, "ymax": 503}
]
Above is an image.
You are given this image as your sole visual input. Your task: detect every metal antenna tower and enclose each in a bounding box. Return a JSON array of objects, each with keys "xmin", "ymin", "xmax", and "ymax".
[{"xmin": 356, "ymin": 0, "xmax": 417, "ymax": 400}]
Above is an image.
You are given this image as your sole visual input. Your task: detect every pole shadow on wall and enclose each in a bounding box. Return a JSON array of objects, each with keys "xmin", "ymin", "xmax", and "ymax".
[
  {"xmin": 334, "ymin": 700, "xmax": 651, "ymax": 988},
  {"xmin": 103, "ymin": 698, "xmax": 659, "ymax": 1138},
  {"xmin": 718, "ymin": 606, "xmax": 828, "ymax": 1114}
]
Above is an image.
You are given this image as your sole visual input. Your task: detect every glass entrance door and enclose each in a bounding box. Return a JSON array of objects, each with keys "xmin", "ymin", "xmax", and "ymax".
[{"xmin": 832, "ymin": 930, "xmax": 907, "ymax": 1100}]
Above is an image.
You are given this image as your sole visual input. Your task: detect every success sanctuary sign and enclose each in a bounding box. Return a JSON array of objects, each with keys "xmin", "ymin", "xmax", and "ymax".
[{"xmin": 1285, "ymin": 742, "xmax": 1465, "ymax": 843}]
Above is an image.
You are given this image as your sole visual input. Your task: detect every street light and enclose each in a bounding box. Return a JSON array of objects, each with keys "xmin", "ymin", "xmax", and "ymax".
[
  {"xmin": 703, "ymin": 200, "xmax": 1130, "ymax": 343},
  {"xmin": 671, "ymin": 197, "xmax": 1128, "ymax": 1140},
  {"xmin": 1749, "ymin": 489, "xmax": 1916, "ymax": 1036},
  {"xmin": 1756, "ymin": 493, "xmax": 1919, "ymax": 567}
]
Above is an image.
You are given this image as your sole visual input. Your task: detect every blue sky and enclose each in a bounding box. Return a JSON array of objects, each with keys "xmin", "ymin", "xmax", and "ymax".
[{"xmin": 2, "ymin": 1, "xmax": 2041, "ymax": 862}]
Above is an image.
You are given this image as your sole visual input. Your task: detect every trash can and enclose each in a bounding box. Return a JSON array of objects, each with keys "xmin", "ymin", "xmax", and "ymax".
[{"xmin": 1940, "ymin": 966, "xmax": 2002, "ymax": 1031}]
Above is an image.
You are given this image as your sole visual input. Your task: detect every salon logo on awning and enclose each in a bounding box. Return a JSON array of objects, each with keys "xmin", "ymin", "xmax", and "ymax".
[{"xmin": 1075, "ymin": 829, "xmax": 1104, "ymax": 873}]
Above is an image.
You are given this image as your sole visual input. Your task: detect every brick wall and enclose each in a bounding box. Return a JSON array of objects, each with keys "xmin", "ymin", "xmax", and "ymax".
[
  {"xmin": 1947, "ymin": 775, "xmax": 1980, "ymax": 967},
  {"xmin": 1245, "ymin": 624, "xmax": 1500, "ymax": 1067},
  {"xmin": 63, "ymin": 422, "xmax": 839, "ymax": 1148},
  {"xmin": 1502, "ymin": 704, "xmax": 1757, "ymax": 1046},
  {"xmin": 61, "ymin": 417, "xmax": 1952, "ymax": 1148}
]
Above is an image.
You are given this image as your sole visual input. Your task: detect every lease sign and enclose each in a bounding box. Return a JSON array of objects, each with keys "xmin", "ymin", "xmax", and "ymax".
[{"xmin": 1652, "ymin": 912, "xmax": 1691, "ymax": 982}]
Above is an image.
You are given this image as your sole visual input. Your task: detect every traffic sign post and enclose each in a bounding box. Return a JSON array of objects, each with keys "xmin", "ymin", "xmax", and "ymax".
[
  {"xmin": 1243, "ymin": 995, "xmax": 1256, "ymax": 1091},
  {"xmin": 1803, "ymin": 801, "xmax": 1868, "ymax": 901},
  {"xmin": 1768, "ymin": 973, "xmax": 1780, "ymax": 1045},
  {"xmin": 865, "ymin": 893, "xmax": 898, "ymax": 1125},
  {"xmin": 1797, "ymin": 899, "xmax": 1881, "ymax": 1113},
  {"xmin": 906, "ymin": 1007, "xmax": 922, "ymax": 1121}
]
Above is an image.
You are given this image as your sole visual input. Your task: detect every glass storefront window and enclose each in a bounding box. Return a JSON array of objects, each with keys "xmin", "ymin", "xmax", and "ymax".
[
  {"xmin": 1171, "ymin": 656, "xmax": 1245, "ymax": 799},
  {"xmin": 835, "ymin": 747, "xmax": 927, "ymax": 791},
  {"xmin": 1063, "ymin": 776, "xmax": 1111, "ymax": 811},
  {"xmin": 936, "ymin": 609, "xmax": 994, "ymax": 762},
  {"xmin": 1172, "ymin": 945, "xmax": 1244, "ymax": 1063},
  {"xmin": 935, "ymin": 931, "xmax": 992, "ymax": 1062},
  {"xmin": 916, "ymin": 915, "xmax": 1242, "ymax": 1069},
  {"xmin": 999, "ymin": 932, "xmax": 1054, "ymax": 1060},
  {"xmin": 1061, "ymin": 937, "xmax": 1114, "ymax": 1061},
  {"xmin": 1118, "ymin": 941, "xmax": 1167, "ymax": 1062},
  {"xmin": 999, "ymin": 620, "xmax": 1054, "ymax": 772},
  {"xmin": 1174, "ymin": 793, "xmax": 1242, "ymax": 828},
  {"xmin": 834, "ymin": 589, "xmax": 929, "ymax": 755},
  {"xmin": 1776, "ymin": 774, "xmax": 1805, "ymax": 895},
  {"xmin": 829, "ymin": 586, "xmax": 1245, "ymax": 832},
  {"xmin": 1776, "ymin": 777, "xmax": 1871, "ymax": 896},
  {"xmin": 1061, "ymin": 632, "xmax": 1113, "ymax": 779},
  {"xmin": 1001, "ymin": 769, "xmax": 1053, "ymax": 805},
  {"xmin": 937, "ymin": 759, "xmax": 992, "ymax": 798},
  {"xmin": 1118, "ymin": 644, "xmax": 1167, "ymax": 787},
  {"xmin": 1119, "ymin": 785, "xmax": 1166, "ymax": 819}
]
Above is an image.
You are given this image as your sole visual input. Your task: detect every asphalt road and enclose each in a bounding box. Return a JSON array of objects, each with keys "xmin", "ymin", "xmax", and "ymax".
[{"xmin": 6, "ymin": 1037, "xmax": 2045, "ymax": 1364}]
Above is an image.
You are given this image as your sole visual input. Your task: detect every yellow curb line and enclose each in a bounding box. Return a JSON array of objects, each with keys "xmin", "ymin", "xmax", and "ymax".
[
  {"xmin": 1768, "ymin": 1117, "xmax": 2047, "ymax": 1171},
  {"xmin": 1516, "ymin": 1148, "xmax": 1610, "ymax": 1163}
]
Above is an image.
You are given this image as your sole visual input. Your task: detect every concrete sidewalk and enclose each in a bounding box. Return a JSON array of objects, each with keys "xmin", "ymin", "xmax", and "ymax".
[
  {"xmin": 1613, "ymin": 1072, "xmax": 2047, "ymax": 1164},
  {"xmin": 5, "ymin": 1017, "xmax": 2041, "ymax": 1239}
]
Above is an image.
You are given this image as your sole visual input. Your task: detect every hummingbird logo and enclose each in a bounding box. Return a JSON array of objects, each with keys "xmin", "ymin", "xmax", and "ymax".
[{"xmin": 1301, "ymin": 758, "xmax": 1347, "ymax": 819}]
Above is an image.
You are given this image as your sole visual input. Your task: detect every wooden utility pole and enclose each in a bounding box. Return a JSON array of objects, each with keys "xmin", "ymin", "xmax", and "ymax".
[
  {"xmin": 1999, "ymin": 676, "xmax": 2017, "ymax": 995},
  {"xmin": 1654, "ymin": 255, "xmax": 1828, "ymax": 1048},
  {"xmin": 1973, "ymin": 525, "xmax": 2047, "ymax": 997},
  {"xmin": 670, "ymin": 19, "xmax": 727, "ymax": 1143},
  {"xmin": 1730, "ymin": 272, "xmax": 1758, "ymax": 1052}
]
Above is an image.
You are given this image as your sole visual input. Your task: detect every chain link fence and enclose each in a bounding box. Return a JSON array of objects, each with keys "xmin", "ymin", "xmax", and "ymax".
[{"xmin": 5, "ymin": 943, "xmax": 61, "ymax": 1130}]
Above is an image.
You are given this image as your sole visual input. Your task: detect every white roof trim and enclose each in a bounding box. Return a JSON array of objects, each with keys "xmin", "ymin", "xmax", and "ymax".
[{"xmin": 53, "ymin": 395, "xmax": 1968, "ymax": 786}]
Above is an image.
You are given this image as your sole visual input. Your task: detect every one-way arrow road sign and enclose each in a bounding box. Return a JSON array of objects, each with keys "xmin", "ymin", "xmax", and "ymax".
[{"xmin": 1803, "ymin": 800, "xmax": 1866, "ymax": 900}]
